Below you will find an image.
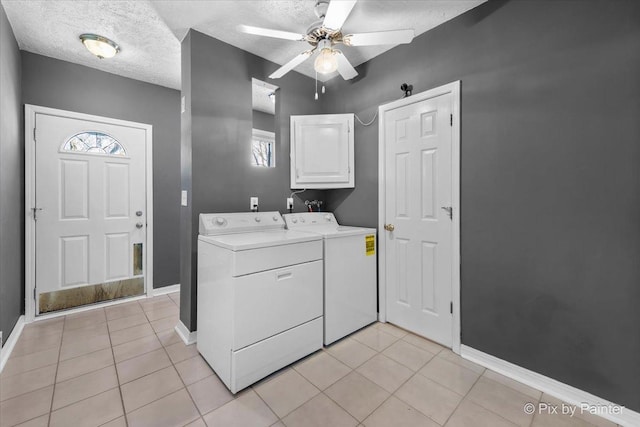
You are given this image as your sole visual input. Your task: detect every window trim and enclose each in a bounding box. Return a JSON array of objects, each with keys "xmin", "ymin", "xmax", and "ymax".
[{"xmin": 251, "ymin": 128, "xmax": 276, "ymax": 168}]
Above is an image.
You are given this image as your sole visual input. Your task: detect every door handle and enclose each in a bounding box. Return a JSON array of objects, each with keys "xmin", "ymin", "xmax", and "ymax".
[
  {"xmin": 276, "ymin": 271, "xmax": 292, "ymax": 280},
  {"xmin": 136, "ymin": 222, "xmax": 144, "ymax": 229},
  {"xmin": 384, "ymin": 223, "xmax": 395, "ymax": 232}
]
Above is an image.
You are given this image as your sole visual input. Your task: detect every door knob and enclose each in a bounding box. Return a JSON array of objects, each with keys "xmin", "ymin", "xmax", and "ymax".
[
  {"xmin": 384, "ymin": 223, "xmax": 395, "ymax": 232},
  {"xmin": 136, "ymin": 222, "xmax": 144, "ymax": 229}
]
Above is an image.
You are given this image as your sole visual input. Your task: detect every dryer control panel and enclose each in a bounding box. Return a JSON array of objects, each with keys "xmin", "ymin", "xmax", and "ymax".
[
  {"xmin": 283, "ymin": 212, "xmax": 337, "ymax": 228},
  {"xmin": 200, "ymin": 211, "xmax": 285, "ymax": 235}
]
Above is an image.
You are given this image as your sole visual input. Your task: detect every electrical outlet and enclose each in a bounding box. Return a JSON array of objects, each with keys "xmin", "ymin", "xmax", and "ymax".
[
  {"xmin": 250, "ymin": 197, "xmax": 259, "ymax": 211},
  {"xmin": 287, "ymin": 198, "xmax": 294, "ymax": 210}
]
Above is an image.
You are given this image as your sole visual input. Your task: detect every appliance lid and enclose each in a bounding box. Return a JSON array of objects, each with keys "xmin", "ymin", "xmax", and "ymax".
[
  {"xmin": 289, "ymin": 225, "xmax": 377, "ymax": 238},
  {"xmin": 198, "ymin": 229, "xmax": 322, "ymax": 251}
]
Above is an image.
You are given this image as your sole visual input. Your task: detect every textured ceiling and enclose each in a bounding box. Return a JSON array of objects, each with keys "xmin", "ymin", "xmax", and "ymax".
[
  {"xmin": 151, "ymin": 0, "xmax": 485, "ymax": 82},
  {"xmin": 2, "ymin": 0, "xmax": 485, "ymax": 89},
  {"xmin": 1, "ymin": 0, "xmax": 181, "ymax": 89}
]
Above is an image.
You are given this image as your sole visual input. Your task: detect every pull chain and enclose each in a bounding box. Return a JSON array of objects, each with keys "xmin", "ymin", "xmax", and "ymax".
[{"xmin": 315, "ymin": 71, "xmax": 319, "ymax": 100}]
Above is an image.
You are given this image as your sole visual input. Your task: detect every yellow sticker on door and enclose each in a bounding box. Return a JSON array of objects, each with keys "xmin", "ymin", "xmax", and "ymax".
[{"xmin": 365, "ymin": 235, "xmax": 376, "ymax": 256}]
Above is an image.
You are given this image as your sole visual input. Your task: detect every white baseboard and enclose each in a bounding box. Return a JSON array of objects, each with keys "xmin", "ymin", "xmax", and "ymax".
[
  {"xmin": 153, "ymin": 284, "xmax": 180, "ymax": 297},
  {"xmin": 0, "ymin": 315, "xmax": 25, "ymax": 374},
  {"xmin": 175, "ymin": 320, "xmax": 197, "ymax": 345},
  {"xmin": 460, "ymin": 345, "xmax": 640, "ymax": 427}
]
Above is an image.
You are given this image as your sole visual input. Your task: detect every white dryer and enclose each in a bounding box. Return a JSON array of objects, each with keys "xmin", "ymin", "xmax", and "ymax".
[
  {"xmin": 283, "ymin": 212, "xmax": 377, "ymax": 345},
  {"xmin": 197, "ymin": 212, "xmax": 323, "ymax": 393}
]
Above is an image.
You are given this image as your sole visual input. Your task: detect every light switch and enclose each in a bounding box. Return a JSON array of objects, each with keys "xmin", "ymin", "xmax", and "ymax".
[{"xmin": 181, "ymin": 190, "xmax": 188, "ymax": 206}]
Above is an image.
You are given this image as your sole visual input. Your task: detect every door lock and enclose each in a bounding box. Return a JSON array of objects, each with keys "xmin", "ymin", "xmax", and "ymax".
[
  {"xmin": 136, "ymin": 222, "xmax": 144, "ymax": 229},
  {"xmin": 136, "ymin": 211, "xmax": 143, "ymax": 217},
  {"xmin": 384, "ymin": 223, "xmax": 395, "ymax": 232}
]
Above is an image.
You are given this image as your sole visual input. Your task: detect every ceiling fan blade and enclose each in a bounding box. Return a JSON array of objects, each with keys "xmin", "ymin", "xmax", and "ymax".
[
  {"xmin": 335, "ymin": 51, "xmax": 358, "ymax": 80},
  {"xmin": 269, "ymin": 50, "xmax": 314, "ymax": 79},
  {"xmin": 344, "ymin": 29, "xmax": 415, "ymax": 46},
  {"xmin": 238, "ymin": 25, "xmax": 305, "ymax": 41},
  {"xmin": 323, "ymin": 0, "xmax": 357, "ymax": 31}
]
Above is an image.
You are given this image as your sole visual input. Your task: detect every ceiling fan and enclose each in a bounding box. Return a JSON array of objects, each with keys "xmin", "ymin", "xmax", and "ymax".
[{"xmin": 239, "ymin": 0, "xmax": 415, "ymax": 80}]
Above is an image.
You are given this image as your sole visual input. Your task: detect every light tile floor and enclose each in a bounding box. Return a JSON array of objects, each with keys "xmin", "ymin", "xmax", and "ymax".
[{"xmin": 0, "ymin": 292, "xmax": 619, "ymax": 427}]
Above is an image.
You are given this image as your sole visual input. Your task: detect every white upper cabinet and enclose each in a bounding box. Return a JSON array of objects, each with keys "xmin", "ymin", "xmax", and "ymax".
[{"xmin": 290, "ymin": 113, "xmax": 354, "ymax": 189}]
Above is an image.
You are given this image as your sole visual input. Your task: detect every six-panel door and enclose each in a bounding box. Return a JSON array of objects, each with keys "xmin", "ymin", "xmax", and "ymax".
[
  {"xmin": 35, "ymin": 113, "xmax": 147, "ymax": 314},
  {"xmin": 384, "ymin": 93, "xmax": 454, "ymax": 346}
]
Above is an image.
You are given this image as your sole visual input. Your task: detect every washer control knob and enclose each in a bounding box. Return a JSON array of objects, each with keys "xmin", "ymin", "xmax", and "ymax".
[
  {"xmin": 324, "ymin": 214, "xmax": 332, "ymax": 221},
  {"xmin": 215, "ymin": 217, "xmax": 226, "ymax": 226},
  {"xmin": 292, "ymin": 218, "xmax": 298, "ymax": 223},
  {"xmin": 254, "ymin": 217, "xmax": 261, "ymax": 222},
  {"xmin": 272, "ymin": 216, "xmax": 279, "ymax": 222},
  {"xmin": 300, "ymin": 218, "xmax": 306, "ymax": 223}
]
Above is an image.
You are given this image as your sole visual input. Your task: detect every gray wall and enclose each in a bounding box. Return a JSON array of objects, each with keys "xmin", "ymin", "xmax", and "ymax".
[
  {"xmin": 180, "ymin": 30, "xmax": 325, "ymax": 330},
  {"xmin": 324, "ymin": 0, "xmax": 640, "ymax": 411},
  {"xmin": 252, "ymin": 110, "xmax": 275, "ymax": 133},
  {"xmin": 21, "ymin": 52, "xmax": 181, "ymax": 289},
  {"xmin": 0, "ymin": 4, "xmax": 23, "ymax": 345}
]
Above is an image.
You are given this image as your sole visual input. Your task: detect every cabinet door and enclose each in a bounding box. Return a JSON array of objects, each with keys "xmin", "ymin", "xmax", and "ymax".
[{"xmin": 290, "ymin": 113, "xmax": 354, "ymax": 189}]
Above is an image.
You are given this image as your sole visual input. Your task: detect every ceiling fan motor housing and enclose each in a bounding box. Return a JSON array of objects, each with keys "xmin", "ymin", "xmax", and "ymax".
[{"xmin": 314, "ymin": 1, "xmax": 329, "ymax": 19}]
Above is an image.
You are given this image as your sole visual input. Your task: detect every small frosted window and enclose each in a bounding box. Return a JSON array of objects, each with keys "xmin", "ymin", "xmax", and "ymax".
[
  {"xmin": 62, "ymin": 132, "xmax": 126, "ymax": 156},
  {"xmin": 251, "ymin": 129, "xmax": 275, "ymax": 168}
]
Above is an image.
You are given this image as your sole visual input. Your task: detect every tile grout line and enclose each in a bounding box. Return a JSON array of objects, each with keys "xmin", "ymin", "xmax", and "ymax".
[
  {"xmin": 251, "ymin": 382, "xmax": 287, "ymax": 424},
  {"xmin": 439, "ymin": 367, "xmax": 485, "ymax": 427},
  {"xmin": 47, "ymin": 316, "xmax": 67, "ymax": 426},
  {"xmin": 329, "ymin": 335, "xmax": 440, "ymax": 426},
  {"xmin": 5, "ymin": 299, "xmax": 174, "ymax": 426},
  {"xmin": 106, "ymin": 303, "xmax": 134, "ymax": 427},
  {"xmin": 121, "ymin": 293, "xmax": 203, "ymax": 425},
  {"xmin": 466, "ymin": 375, "xmax": 543, "ymax": 427},
  {"xmin": 46, "ymin": 313, "xmax": 67, "ymax": 427}
]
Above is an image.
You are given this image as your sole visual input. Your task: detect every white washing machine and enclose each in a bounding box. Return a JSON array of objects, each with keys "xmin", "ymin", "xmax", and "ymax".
[
  {"xmin": 283, "ymin": 212, "xmax": 377, "ymax": 345},
  {"xmin": 197, "ymin": 211, "xmax": 323, "ymax": 393}
]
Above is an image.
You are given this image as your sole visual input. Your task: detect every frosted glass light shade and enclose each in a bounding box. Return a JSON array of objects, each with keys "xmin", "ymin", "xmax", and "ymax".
[
  {"xmin": 314, "ymin": 48, "xmax": 338, "ymax": 74},
  {"xmin": 80, "ymin": 34, "xmax": 120, "ymax": 59}
]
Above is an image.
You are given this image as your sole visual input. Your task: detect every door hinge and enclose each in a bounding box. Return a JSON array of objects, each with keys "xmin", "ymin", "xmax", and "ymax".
[
  {"xmin": 33, "ymin": 127, "xmax": 37, "ymax": 142},
  {"xmin": 450, "ymin": 114, "xmax": 453, "ymax": 127},
  {"xmin": 32, "ymin": 207, "xmax": 42, "ymax": 221},
  {"xmin": 450, "ymin": 301, "xmax": 453, "ymax": 314},
  {"xmin": 34, "ymin": 288, "xmax": 36, "ymax": 300},
  {"xmin": 441, "ymin": 206, "xmax": 453, "ymax": 220}
]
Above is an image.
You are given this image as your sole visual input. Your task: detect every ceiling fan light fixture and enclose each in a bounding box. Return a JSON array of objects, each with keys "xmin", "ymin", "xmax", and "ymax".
[
  {"xmin": 314, "ymin": 40, "xmax": 338, "ymax": 74},
  {"xmin": 80, "ymin": 34, "xmax": 120, "ymax": 59}
]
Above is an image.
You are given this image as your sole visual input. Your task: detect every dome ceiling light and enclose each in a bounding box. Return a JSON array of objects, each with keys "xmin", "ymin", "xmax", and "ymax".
[{"xmin": 79, "ymin": 34, "xmax": 120, "ymax": 59}]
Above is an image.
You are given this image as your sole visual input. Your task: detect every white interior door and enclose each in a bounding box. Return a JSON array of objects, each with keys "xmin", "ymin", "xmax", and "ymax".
[
  {"xmin": 383, "ymin": 93, "xmax": 454, "ymax": 346},
  {"xmin": 34, "ymin": 112, "xmax": 147, "ymax": 314}
]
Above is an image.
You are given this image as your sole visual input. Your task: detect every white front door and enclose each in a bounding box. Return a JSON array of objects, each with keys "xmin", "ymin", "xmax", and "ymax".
[
  {"xmin": 34, "ymin": 112, "xmax": 148, "ymax": 314},
  {"xmin": 383, "ymin": 92, "xmax": 454, "ymax": 346}
]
